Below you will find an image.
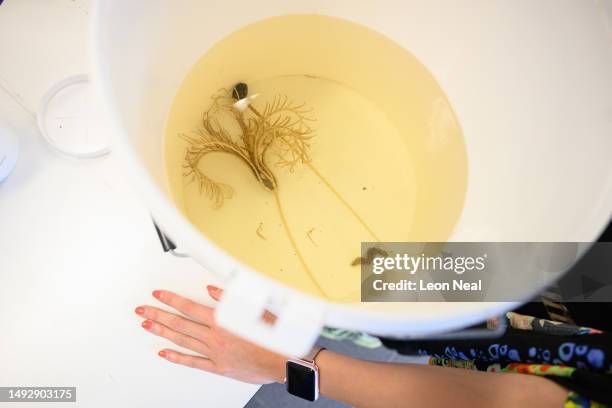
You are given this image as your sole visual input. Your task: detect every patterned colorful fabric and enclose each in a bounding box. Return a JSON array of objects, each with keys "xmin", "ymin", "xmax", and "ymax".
[
  {"xmin": 324, "ymin": 309, "xmax": 611, "ymax": 406},
  {"xmin": 425, "ymin": 359, "xmax": 610, "ymax": 407},
  {"xmin": 488, "ymin": 362, "xmax": 575, "ymax": 378},
  {"xmin": 565, "ymin": 392, "xmax": 606, "ymax": 408},
  {"xmin": 417, "ymin": 321, "xmax": 611, "ymax": 407},
  {"xmin": 321, "ymin": 327, "xmax": 382, "ymax": 349},
  {"xmin": 428, "ymin": 357, "xmax": 477, "ymax": 370},
  {"xmin": 506, "ymin": 312, "xmax": 603, "ymax": 336},
  {"xmin": 378, "ymin": 310, "xmax": 612, "ymax": 406},
  {"xmin": 400, "ymin": 314, "xmax": 611, "ymax": 373}
]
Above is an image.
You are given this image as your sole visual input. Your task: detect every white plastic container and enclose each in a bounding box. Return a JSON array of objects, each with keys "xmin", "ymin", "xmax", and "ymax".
[
  {"xmin": 0, "ymin": 122, "xmax": 19, "ymax": 183},
  {"xmin": 91, "ymin": 0, "xmax": 612, "ymax": 356}
]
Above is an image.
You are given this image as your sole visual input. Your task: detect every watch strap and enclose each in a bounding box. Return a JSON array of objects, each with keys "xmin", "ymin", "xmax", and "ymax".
[{"xmin": 302, "ymin": 346, "xmax": 325, "ymax": 365}]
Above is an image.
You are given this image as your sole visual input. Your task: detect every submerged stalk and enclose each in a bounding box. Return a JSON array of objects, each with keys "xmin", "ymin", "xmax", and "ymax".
[
  {"xmin": 273, "ymin": 189, "xmax": 328, "ymax": 297},
  {"xmin": 181, "ymin": 82, "xmax": 380, "ymax": 298},
  {"xmin": 244, "ymin": 92, "xmax": 380, "ymax": 242}
]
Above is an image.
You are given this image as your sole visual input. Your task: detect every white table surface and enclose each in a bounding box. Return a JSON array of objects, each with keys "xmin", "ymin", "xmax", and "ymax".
[{"xmin": 0, "ymin": 1, "xmax": 259, "ymax": 406}]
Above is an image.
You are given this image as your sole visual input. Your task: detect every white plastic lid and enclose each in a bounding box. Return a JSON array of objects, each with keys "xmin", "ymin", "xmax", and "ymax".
[{"xmin": 37, "ymin": 75, "xmax": 111, "ymax": 158}]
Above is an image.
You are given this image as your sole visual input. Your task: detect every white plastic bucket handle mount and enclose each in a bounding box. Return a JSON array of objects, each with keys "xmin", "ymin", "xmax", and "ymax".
[{"xmin": 215, "ymin": 272, "xmax": 324, "ymax": 357}]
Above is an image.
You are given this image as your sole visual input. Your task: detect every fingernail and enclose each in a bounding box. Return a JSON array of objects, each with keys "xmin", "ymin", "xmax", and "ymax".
[
  {"xmin": 135, "ymin": 306, "xmax": 145, "ymax": 315},
  {"xmin": 152, "ymin": 290, "xmax": 162, "ymax": 299},
  {"xmin": 158, "ymin": 350, "xmax": 167, "ymax": 358},
  {"xmin": 142, "ymin": 320, "xmax": 152, "ymax": 330},
  {"xmin": 207, "ymin": 285, "xmax": 219, "ymax": 294}
]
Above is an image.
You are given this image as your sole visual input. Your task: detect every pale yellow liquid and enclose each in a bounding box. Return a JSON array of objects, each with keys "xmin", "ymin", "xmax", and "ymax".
[{"xmin": 165, "ymin": 14, "xmax": 468, "ymax": 302}]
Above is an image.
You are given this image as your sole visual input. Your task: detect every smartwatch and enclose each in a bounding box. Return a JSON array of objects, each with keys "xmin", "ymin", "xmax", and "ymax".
[{"xmin": 285, "ymin": 347, "xmax": 325, "ymax": 401}]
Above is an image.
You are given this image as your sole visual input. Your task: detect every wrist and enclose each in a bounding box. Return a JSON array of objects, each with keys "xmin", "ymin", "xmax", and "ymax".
[
  {"xmin": 282, "ymin": 347, "xmax": 328, "ymax": 401},
  {"xmin": 270, "ymin": 352, "xmax": 288, "ymax": 384},
  {"xmin": 270, "ymin": 347, "xmax": 326, "ymax": 385}
]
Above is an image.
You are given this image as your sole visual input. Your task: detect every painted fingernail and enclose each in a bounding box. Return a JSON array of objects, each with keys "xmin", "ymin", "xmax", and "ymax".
[
  {"xmin": 152, "ymin": 290, "xmax": 162, "ymax": 299},
  {"xmin": 135, "ymin": 306, "xmax": 145, "ymax": 315},
  {"xmin": 207, "ymin": 285, "xmax": 219, "ymax": 294},
  {"xmin": 158, "ymin": 350, "xmax": 167, "ymax": 358},
  {"xmin": 142, "ymin": 320, "xmax": 152, "ymax": 330}
]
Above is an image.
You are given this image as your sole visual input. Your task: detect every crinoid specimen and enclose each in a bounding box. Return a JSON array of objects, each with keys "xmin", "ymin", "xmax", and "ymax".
[
  {"xmin": 181, "ymin": 85, "xmax": 313, "ymax": 201},
  {"xmin": 181, "ymin": 82, "xmax": 379, "ymax": 298}
]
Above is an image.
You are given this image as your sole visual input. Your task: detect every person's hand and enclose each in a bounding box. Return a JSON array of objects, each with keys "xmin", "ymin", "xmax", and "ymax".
[{"xmin": 134, "ymin": 285, "xmax": 287, "ymax": 384}]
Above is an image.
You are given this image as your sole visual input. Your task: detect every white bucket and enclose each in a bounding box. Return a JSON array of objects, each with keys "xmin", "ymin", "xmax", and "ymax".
[{"xmin": 91, "ymin": 0, "xmax": 612, "ymax": 356}]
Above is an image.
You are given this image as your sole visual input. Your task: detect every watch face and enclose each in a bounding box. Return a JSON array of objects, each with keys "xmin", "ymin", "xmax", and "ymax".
[{"xmin": 286, "ymin": 361, "xmax": 317, "ymax": 401}]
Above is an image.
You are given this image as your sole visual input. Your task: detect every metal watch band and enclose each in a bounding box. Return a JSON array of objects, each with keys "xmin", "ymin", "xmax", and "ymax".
[{"xmin": 302, "ymin": 347, "xmax": 325, "ymax": 364}]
